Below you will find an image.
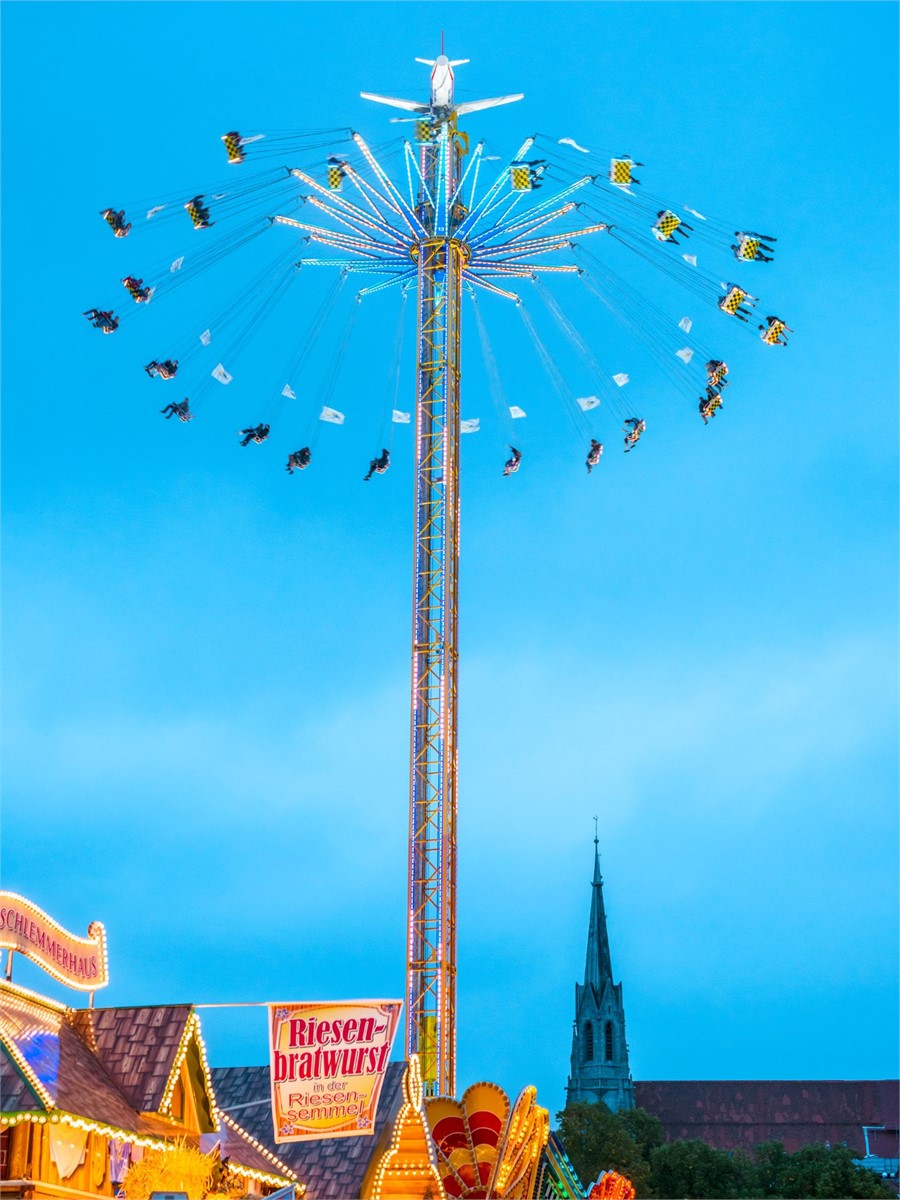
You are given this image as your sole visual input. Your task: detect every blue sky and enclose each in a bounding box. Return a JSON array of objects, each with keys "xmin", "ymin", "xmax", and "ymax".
[{"xmin": 1, "ymin": 1, "xmax": 897, "ymax": 1123}]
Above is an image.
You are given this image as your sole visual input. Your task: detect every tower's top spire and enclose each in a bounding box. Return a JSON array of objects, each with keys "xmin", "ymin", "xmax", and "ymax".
[
  {"xmin": 583, "ymin": 828, "xmax": 613, "ymax": 990},
  {"xmin": 361, "ymin": 54, "xmax": 523, "ymax": 119}
]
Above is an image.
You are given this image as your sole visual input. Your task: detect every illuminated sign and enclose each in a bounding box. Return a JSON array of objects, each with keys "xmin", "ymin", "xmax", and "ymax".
[
  {"xmin": 268, "ymin": 999, "xmax": 402, "ymax": 1143},
  {"xmin": 0, "ymin": 892, "xmax": 109, "ymax": 992}
]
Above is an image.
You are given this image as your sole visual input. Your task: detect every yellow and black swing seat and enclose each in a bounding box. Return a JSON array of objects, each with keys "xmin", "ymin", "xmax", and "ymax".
[
  {"xmin": 510, "ymin": 165, "xmax": 532, "ymax": 191},
  {"xmin": 719, "ymin": 286, "xmax": 746, "ymax": 315},
  {"xmin": 222, "ymin": 132, "xmax": 245, "ymax": 165},
  {"xmin": 737, "ymin": 236, "xmax": 761, "ymax": 260},
  {"xmin": 654, "ymin": 211, "xmax": 682, "ymax": 240}
]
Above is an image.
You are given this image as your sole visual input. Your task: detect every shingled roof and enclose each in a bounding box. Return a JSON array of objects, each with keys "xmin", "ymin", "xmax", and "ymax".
[
  {"xmin": 635, "ymin": 1080, "xmax": 900, "ymax": 1156},
  {"xmin": 0, "ymin": 987, "xmax": 152, "ymax": 1133},
  {"xmin": 213, "ymin": 1062, "xmax": 407, "ymax": 1200},
  {"xmin": 74, "ymin": 1003, "xmax": 193, "ymax": 1111},
  {"xmin": 1, "ymin": 1044, "xmax": 42, "ymax": 1110},
  {"xmin": 0, "ymin": 986, "xmax": 295, "ymax": 1188}
]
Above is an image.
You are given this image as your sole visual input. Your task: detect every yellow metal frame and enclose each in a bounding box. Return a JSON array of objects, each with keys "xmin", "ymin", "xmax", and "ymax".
[{"xmin": 407, "ymin": 124, "xmax": 465, "ymax": 1097}]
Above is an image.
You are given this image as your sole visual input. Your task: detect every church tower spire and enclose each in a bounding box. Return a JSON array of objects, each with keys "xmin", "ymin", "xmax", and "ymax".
[
  {"xmin": 566, "ymin": 827, "xmax": 635, "ymax": 1112},
  {"xmin": 584, "ymin": 828, "xmax": 613, "ymax": 990}
]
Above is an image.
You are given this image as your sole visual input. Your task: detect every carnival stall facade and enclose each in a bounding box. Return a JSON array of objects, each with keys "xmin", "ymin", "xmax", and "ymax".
[{"xmin": 0, "ymin": 893, "xmax": 298, "ymax": 1200}]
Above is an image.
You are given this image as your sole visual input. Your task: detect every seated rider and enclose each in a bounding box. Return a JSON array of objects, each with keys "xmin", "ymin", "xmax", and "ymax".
[
  {"xmin": 718, "ymin": 285, "xmax": 757, "ymax": 322},
  {"xmin": 123, "ymin": 276, "xmax": 152, "ymax": 303},
  {"xmin": 101, "ymin": 208, "xmax": 131, "ymax": 237},
  {"xmin": 652, "ymin": 210, "xmax": 692, "ymax": 243},
  {"xmin": 238, "ymin": 423, "xmax": 270, "ymax": 446},
  {"xmin": 363, "ymin": 448, "xmax": 390, "ymax": 481},
  {"xmin": 83, "ymin": 309, "xmax": 119, "ymax": 333},
  {"xmin": 160, "ymin": 399, "xmax": 193, "ymax": 423},
  {"xmin": 731, "ymin": 231, "xmax": 776, "ymax": 262},
  {"xmin": 759, "ymin": 315, "xmax": 792, "ymax": 346},
  {"xmin": 286, "ymin": 447, "xmax": 312, "ymax": 474},
  {"xmin": 623, "ymin": 418, "xmax": 646, "ymax": 452},
  {"xmin": 503, "ymin": 447, "xmax": 522, "ymax": 476},
  {"xmin": 145, "ymin": 359, "xmax": 178, "ymax": 379},
  {"xmin": 186, "ymin": 196, "xmax": 213, "ymax": 229},
  {"xmin": 699, "ymin": 393, "xmax": 723, "ymax": 424},
  {"xmin": 706, "ymin": 359, "xmax": 729, "ymax": 388},
  {"xmin": 586, "ymin": 438, "xmax": 604, "ymax": 474}
]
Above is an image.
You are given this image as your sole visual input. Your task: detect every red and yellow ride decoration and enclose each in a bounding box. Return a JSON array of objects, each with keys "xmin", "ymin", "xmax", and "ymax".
[
  {"xmin": 589, "ymin": 1170, "xmax": 637, "ymax": 1199},
  {"xmin": 363, "ymin": 1064, "xmax": 549, "ymax": 1200},
  {"xmin": 426, "ymin": 1081, "xmax": 548, "ymax": 1198}
]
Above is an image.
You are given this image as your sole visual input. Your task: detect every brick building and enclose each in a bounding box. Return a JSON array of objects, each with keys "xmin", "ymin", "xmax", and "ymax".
[{"xmin": 566, "ymin": 839, "xmax": 899, "ymax": 1178}]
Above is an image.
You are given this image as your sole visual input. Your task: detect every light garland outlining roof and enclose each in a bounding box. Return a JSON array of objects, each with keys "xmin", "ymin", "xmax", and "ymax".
[
  {"xmin": 0, "ymin": 977, "xmax": 69, "ymax": 1013},
  {"xmin": 219, "ymin": 1111, "xmax": 304, "ymax": 1188},
  {"xmin": 0, "ymin": 1031, "xmax": 54, "ymax": 1109},
  {"xmin": 0, "ymin": 1110, "xmax": 174, "ymax": 1152},
  {"xmin": 159, "ymin": 1008, "xmax": 220, "ymax": 1129}
]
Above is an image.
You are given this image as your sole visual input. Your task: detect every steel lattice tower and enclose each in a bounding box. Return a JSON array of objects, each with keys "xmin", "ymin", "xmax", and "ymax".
[
  {"xmin": 407, "ymin": 116, "xmax": 465, "ymax": 1097},
  {"xmin": 275, "ymin": 56, "xmax": 605, "ymax": 1096}
]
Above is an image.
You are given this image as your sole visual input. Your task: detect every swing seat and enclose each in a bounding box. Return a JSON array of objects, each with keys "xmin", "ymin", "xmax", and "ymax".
[
  {"xmin": 719, "ymin": 287, "xmax": 746, "ymax": 315},
  {"xmin": 653, "ymin": 212, "xmax": 682, "ymax": 241},
  {"xmin": 222, "ymin": 132, "xmax": 245, "ymax": 164},
  {"xmin": 736, "ymin": 236, "xmax": 761, "ymax": 261}
]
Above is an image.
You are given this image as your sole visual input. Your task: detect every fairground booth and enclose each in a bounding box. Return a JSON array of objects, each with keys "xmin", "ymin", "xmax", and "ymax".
[
  {"xmin": 0, "ymin": 895, "xmax": 297, "ymax": 1200},
  {"xmin": 1, "ymin": 893, "xmax": 565, "ymax": 1200}
]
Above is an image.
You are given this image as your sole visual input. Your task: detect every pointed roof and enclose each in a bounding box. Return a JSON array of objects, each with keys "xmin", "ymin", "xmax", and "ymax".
[
  {"xmin": 74, "ymin": 1003, "xmax": 193, "ymax": 1111},
  {"xmin": 212, "ymin": 1062, "xmax": 408, "ymax": 1199},
  {"xmin": 0, "ymin": 985, "xmax": 295, "ymax": 1187},
  {"xmin": 1, "ymin": 1043, "xmax": 45, "ymax": 1111},
  {"xmin": 583, "ymin": 835, "xmax": 613, "ymax": 992},
  {"xmin": 0, "ymin": 985, "xmax": 180, "ymax": 1139}
]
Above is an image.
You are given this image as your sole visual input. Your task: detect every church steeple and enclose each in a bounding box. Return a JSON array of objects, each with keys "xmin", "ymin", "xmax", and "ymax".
[
  {"xmin": 584, "ymin": 832, "xmax": 613, "ymax": 991},
  {"xmin": 566, "ymin": 828, "xmax": 635, "ymax": 1112}
]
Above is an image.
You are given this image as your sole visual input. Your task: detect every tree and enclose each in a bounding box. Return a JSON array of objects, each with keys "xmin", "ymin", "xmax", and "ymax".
[
  {"xmin": 555, "ymin": 1109, "xmax": 896, "ymax": 1200},
  {"xmin": 752, "ymin": 1141, "xmax": 792, "ymax": 1196},
  {"xmin": 773, "ymin": 1144, "xmax": 894, "ymax": 1199},
  {"xmin": 619, "ymin": 1108, "xmax": 665, "ymax": 1161},
  {"xmin": 556, "ymin": 1103, "xmax": 653, "ymax": 1197},
  {"xmin": 648, "ymin": 1138, "xmax": 756, "ymax": 1200}
]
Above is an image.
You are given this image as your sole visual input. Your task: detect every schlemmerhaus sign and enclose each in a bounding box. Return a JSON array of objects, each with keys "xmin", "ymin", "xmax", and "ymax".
[{"xmin": 0, "ymin": 891, "xmax": 109, "ymax": 991}]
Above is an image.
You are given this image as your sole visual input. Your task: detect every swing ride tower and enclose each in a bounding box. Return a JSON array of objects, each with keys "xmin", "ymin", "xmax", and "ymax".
[
  {"xmin": 350, "ymin": 60, "xmax": 604, "ymax": 1095},
  {"xmin": 93, "ymin": 48, "xmax": 744, "ymax": 1107},
  {"xmin": 249, "ymin": 68, "xmax": 609, "ymax": 1093},
  {"xmin": 406, "ymin": 115, "xmax": 464, "ymax": 1098}
]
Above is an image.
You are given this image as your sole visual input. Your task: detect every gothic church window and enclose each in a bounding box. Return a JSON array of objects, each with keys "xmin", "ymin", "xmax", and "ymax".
[
  {"xmin": 605, "ymin": 1020, "xmax": 614, "ymax": 1061},
  {"xmin": 583, "ymin": 1021, "xmax": 594, "ymax": 1061}
]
